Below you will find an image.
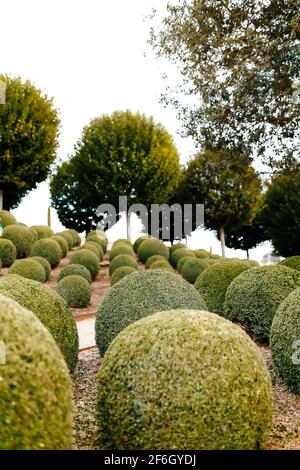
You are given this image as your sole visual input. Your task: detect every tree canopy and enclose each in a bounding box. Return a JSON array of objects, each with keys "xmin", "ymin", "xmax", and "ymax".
[
  {"xmin": 51, "ymin": 111, "xmax": 181, "ymax": 233},
  {"xmin": 0, "ymin": 75, "xmax": 60, "ymax": 209}
]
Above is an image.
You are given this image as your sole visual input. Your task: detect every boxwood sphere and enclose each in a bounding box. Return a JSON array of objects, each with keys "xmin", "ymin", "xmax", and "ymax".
[
  {"xmin": 30, "ymin": 225, "xmax": 54, "ymax": 239},
  {"xmin": 32, "ymin": 256, "xmax": 52, "ymax": 281},
  {"xmin": 194, "ymin": 249, "xmax": 209, "ymax": 259},
  {"xmin": 224, "ymin": 265, "xmax": 300, "ymax": 342},
  {"xmin": 109, "ymin": 254, "xmax": 138, "ymax": 276},
  {"xmin": 195, "ymin": 262, "xmax": 250, "ymax": 316},
  {"xmin": 170, "ymin": 248, "xmax": 196, "ymax": 268},
  {"xmin": 169, "ymin": 242, "xmax": 186, "ymax": 254},
  {"xmin": 2, "ymin": 224, "xmax": 34, "ymax": 258},
  {"xmin": 56, "ymin": 275, "xmax": 91, "ymax": 308},
  {"xmin": 68, "ymin": 229, "xmax": 81, "ymax": 246},
  {"xmin": 145, "ymin": 255, "xmax": 166, "ymax": 269},
  {"xmin": 79, "ymin": 241, "xmax": 103, "ymax": 260},
  {"xmin": 96, "ymin": 270, "xmax": 207, "ymax": 355},
  {"xmin": 0, "ymin": 210, "xmax": 17, "ymax": 227},
  {"xmin": 133, "ymin": 235, "xmax": 151, "ymax": 253},
  {"xmin": 181, "ymin": 258, "xmax": 210, "ymax": 284},
  {"xmin": 177, "ymin": 255, "xmax": 194, "ymax": 273},
  {"xmin": 51, "ymin": 235, "xmax": 69, "ymax": 258},
  {"xmin": 279, "ymin": 256, "xmax": 300, "ymax": 272},
  {"xmin": 112, "ymin": 239, "xmax": 133, "ymax": 248},
  {"xmin": 0, "ymin": 295, "xmax": 73, "ymax": 450},
  {"xmin": 0, "ymin": 238, "xmax": 17, "ymax": 267},
  {"xmin": 58, "ymin": 264, "xmax": 92, "ymax": 284},
  {"xmin": 270, "ymin": 287, "xmax": 300, "ymax": 393},
  {"xmin": 29, "ymin": 227, "xmax": 39, "ymax": 242},
  {"xmin": 31, "ymin": 238, "xmax": 62, "ymax": 268},
  {"xmin": 97, "ymin": 309, "xmax": 273, "ymax": 450},
  {"xmin": 137, "ymin": 239, "xmax": 169, "ymax": 263},
  {"xmin": 111, "ymin": 266, "xmax": 137, "ymax": 285},
  {"xmin": 109, "ymin": 244, "xmax": 136, "ymax": 261},
  {"xmin": 0, "ymin": 275, "xmax": 79, "ymax": 372},
  {"xmin": 70, "ymin": 249, "xmax": 100, "ymax": 280},
  {"xmin": 149, "ymin": 260, "xmax": 174, "ymax": 272},
  {"xmin": 56, "ymin": 231, "xmax": 74, "ymax": 249},
  {"xmin": 86, "ymin": 234, "xmax": 107, "ymax": 253},
  {"xmin": 8, "ymin": 259, "xmax": 46, "ymax": 283}
]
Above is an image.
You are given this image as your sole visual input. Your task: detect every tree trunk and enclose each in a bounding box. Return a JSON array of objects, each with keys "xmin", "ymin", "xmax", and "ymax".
[
  {"xmin": 47, "ymin": 207, "xmax": 51, "ymax": 228},
  {"xmin": 0, "ymin": 189, "xmax": 3, "ymax": 211},
  {"xmin": 246, "ymin": 249, "xmax": 249, "ymax": 259},
  {"xmin": 219, "ymin": 226, "xmax": 226, "ymax": 257}
]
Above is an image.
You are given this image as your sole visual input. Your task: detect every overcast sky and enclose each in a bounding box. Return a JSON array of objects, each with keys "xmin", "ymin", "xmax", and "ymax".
[{"xmin": 1, "ymin": 0, "xmax": 272, "ymax": 260}]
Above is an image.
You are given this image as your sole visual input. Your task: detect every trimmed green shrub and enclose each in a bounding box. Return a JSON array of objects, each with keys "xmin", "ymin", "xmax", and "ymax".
[
  {"xmin": 0, "ymin": 238, "xmax": 16, "ymax": 267},
  {"xmin": 87, "ymin": 229, "xmax": 108, "ymax": 242},
  {"xmin": 87, "ymin": 232, "xmax": 108, "ymax": 253},
  {"xmin": 279, "ymin": 256, "xmax": 300, "ymax": 272},
  {"xmin": 29, "ymin": 227, "xmax": 39, "ymax": 242},
  {"xmin": 0, "ymin": 295, "xmax": 73, "ymax": 450},
  {"xmin": 170, "ymin": 248, "xmax": 196, "ymax": 268},
  {"xmin": 169, "ymin": 242, "xmax": 186, "ymax": 254},
  {"xmin": 181, "ymin": 258, "xmax": 210, "ymax": 284},
  {"xmin": 68, "ymin": 229, "xmax": 81, "ymax": 246},
  {"xmin": 56, "ymin": 231, "xmax": 74, "ymax": 249},
  {"xmin": 112, "ymin": 239, "xmax": 133, "ymax": 248},
  {"xmin": 8, "ymin": 259, "xmax": 46, "ymax": 283},
  {"xmin": 0, "ymin": 258, "xmax": 2, "ymax": 270},
  {"xmin": 79, "ymin": 241, "xmax": 103, "ymax": 260},
  {"xmin": 149, "ymin": 260, "xmax": 174, "ymax": 272},
  {"xmin": 111, "ymin": 266, "xmax": 137, "ymax": 285},
  {"xmin": 145, "ymin": 255, "xmax": 166, "ymax": 269},
  {"xmin": 109, "ymin": 254, "xmax": 138, "ymax": 276},
  {"xmin": 133, "ymin": 235, "xmax": 152, "ymax": 253},
  {"xmin": 56, "ymin": 275, "xmax": 91, "ymax": 308},
  {"xmin": 96, "ymin": 270, "xmax": 207, "ymax": 355},
  {"xmin": 210, "ymin": 254, "xmax": 222, "ymax": 260},
  {"xmin": 58, "ymin": 264, "xmax": 92, "ymax": 284},
  {"xmin": 270, "ymin": 287, "xmax": 300, "ymax": 393},
  {"xmin": 31, "ymin": 238, "xmax": 62, "ymax": 268},
  {"xmin": 194, "ymin": 249, "xmax": 209, "ymax": 259},
  {"xmin": 0, "ymin": 275, "xmax": 79, "ymax": 372},
  {"xmin": 242, "ymin": 259, "xmax": 260, "ymax": 268},
  {"xmin": 30, "ymin": 225, "xmax": 54, "ymax": 239},
  {"xmin": 224, "ymin": 265, "xmax": 300, "ymax": 342},
  {"xmin": 51, "ymin": 235, "xmax": 69, "ymax": 258},
  {"xmin": 137, "ymin": 239, "xmax": 169, "ymax": 263},
  {"xmin": 0, "ymin": 210, "xmax": 17, "ymax": 227},
  {"xmin": 70, "ymin": 249, "xmax": 100, "ymax": 280},
  {"xmin": 177, "ymin": 255, "xmax": 194, "ymax": 273},
  {"xmin": 32, "ymin": 256, "xmax": 52, "ymax": 281},
  {"xmin": 195, "ymin": 262, "xmax": 250, "ymax": 316},
  {"xmin": 97, "ymin": 309, "xmax": 273, "ymax": 450},
  {"xmin": 2, "ymin": 224, "xmax": 34, "ymax": 258},
  {"xmin": 109, "ymin": 244, "xmax": 136, "ymax": 261}
]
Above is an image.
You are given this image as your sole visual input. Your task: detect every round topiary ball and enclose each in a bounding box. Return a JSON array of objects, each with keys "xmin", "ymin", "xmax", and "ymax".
[
  {"xmin": 194, "ymin": 262, "xmax": 250, "ymax": 316},
  {"xmin": 8, "ymin": 259, "xmax": 46, "ymax": 283},
  {"xmin": 109, "ymin": 244, "xmax": 136, "ymax": 261},
  {"xmin": 56, "ymin": 275, "xmax": 91, "ymax": 308},
  {"xmin": 111, "ymin": 266, "xmax": 137, "ymax": 285},
  {"xmin": 30, "ymin": 225, "xmax": 54, "ymax": 239},
  {"xmin": 137, "ymin": 239, "xmax": 169, "ymax": 263},
  {"xmin": 68, "ymin": 229, "xmax": 81, "ymax": 246},
  {"xmin": 133, "ymin": 235, "xmax": 152, "ymax": 253},
  {"xmin": 0, "ymin": 275, "xmax": 79, "ymax": 372},
  {"xmin": 181, "ymin": 258, "xmax": 210, "ymax": 284},
  {"xmin": 96, "ymin": 269, "xmax": 207, "ymax": 355},
  {"xmin": 112, "ymin": 239, "xmax": 133, "ymax": 248},
  {"xmin": 51, "ymin": 235, "xmax": 69, "ymax": 258},
  {"xmin": 55, "ymin": 231, "xmax": 74, "ymax": 249},
  {"xmin": 170, "ymin": 248, "xmax": 196, "ymax": 268},
  {"xmin": 177, "ymin": 255, "xmax": 194, "ymax": 273},
  {"xmin": 86, "ymin": 234, "xmax": 107, "ymax": 253},
  {"xmin": 70, "ymin": 249, "xmax": 100, "ymax": 280},
  {"xmin": 194, "ymin": 249, "xmax": 209, "ymax": 259},
  {"xmin": 109, "ymin": 254, "xmax": 138, "ymax": 276},
  {"xmin": 58, "ymin": 264, "xmax": 92, "ymax": 284},
  {"xmin": 0, "ymin": 210, "xmax": 17, "ymax": 227},
  {"xmin": 0, "ymin": 238, "xmax": 17, "ymax": 267},
  {"xmin": 79, "ymin": 241, "xmax": 103, "ymax": 260},
  {"xmin": 31, "ymin": 256, "xmax": 52, "ymax": 281},
  {"xmin": 97, "ymin": 309, "xmax": 273, "ymax": 450},
  {"xmin": 145, "ymin": 255, "xmax": 166, "ymax": 269},
  {"xmin": 279, "ymin": 256, "xmax": 300, "ymax": 272},
  {"xmin": 31, "ymin": 238, "xmax": 62, "ymax": 268},
  {"xmin": 224, "ymin": 265, "xmax": 300, "ymax": 342},
  {"xmin": 270, "ymin": 287, "xmax": 300, "ymax": 393},
  {"xmin": 0, "ymin": 295, "xmax": 73, "ymax": 450},
  {"xmin": 29, "ymin": 227, "xmax": 39, "ymax": 242},
  {"xmin": 169, "ymin": 242, "xmax": 186, "ymax": 255},
  {"xmin": 2, "ymin": 224, "xmax": 34, "ymax": 258},
  {"xmin": 149, "ymin": 260, "xmax": 174, "ymax": 272}
]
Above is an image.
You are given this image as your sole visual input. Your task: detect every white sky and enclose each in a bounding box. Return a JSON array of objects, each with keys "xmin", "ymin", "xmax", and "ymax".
[{"xmin": 1, "ymin": 0, "xmax": 273, "ymax": 261}]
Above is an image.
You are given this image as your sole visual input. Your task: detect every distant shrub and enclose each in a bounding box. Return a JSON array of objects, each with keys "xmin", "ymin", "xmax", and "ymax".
[
  {"xmin": 79, "ymin": 241, "xmax": 103, "ymax": 260},
  {"xmin": 68, "ymin": 229, "xmax": 81, "ymax": 246},
  {"xmin": 169, "ymin": 243, "xmax": 186, "ymax": 255},
  {"xmin": 170, "ymin": 248, "xmax": 196, "ymax": 268},
  {"xmin": 32, "ymin": 256, "xmax": 52, "ymax": 281},
  {"xmin": 29, "ymin": 227, "xmax": 39, "ymax": 242},
  {"xmin": 133, "ymin": 235, "xmax": 152, "ymax": 253},
  {"xmin": 87, "ymin": 232, "xmax": 108, "ymax": 253},
  {"xmin": 279, "ymin": 256, "xmax": 300, "ymax": 272},
  {"xmin": 111, "ymin": 266, "xmax": 138, "ymax": 285},
  {"xmin": 56, "ymin": 275, "xmax": 91, "ymax": 308},
  {"xmin": 112, "ymin": 239, "xmax": 133, "ymax": 248},
  {"xmin": 109, "ymin": 254, "xmax": 138, "ymax": 276},
  {"xmin": 2, "ymin": 224, "xmax": 34, "ymax": 258},
  {"xmin": 137, "ymin": 239, "xmax": 169, "ymax": 263},
  {"xmin": 58, "ymin": 264, "xmax": 92, "ymax": 284},
  {"xmin": 70, "ymin": 249, "xmax": 100, "ymax": 280},
  {"xmin": 8, "ymin": 259, "xmax": 46, "ymax": 283},
  {"xmin": 0, "ymin": 239, "xmax": 17, "ymax": 267},
  {"xmin": 30, "ymin": 225, "xmax": 54, "ymax": 239},
  {"xmin": 109, "ymin": 244, "xmax": 136, "ymax": 261},
  {"xmin": 149, "ymin": 260, "xmax": 174, "ymax": 272},
  {"xmin": 51, "ymin": 235, "xmax": 69, "ymax": 258},
  {"xmin": 0, "ymin": 210, "xmax": 17, "ymax": 227},
  {"xmin": 32, "ymin": 238, "xmax": 62, "ymax": 268},
  {"xmin": 145, "ymin": 255, "xmax": 166, "ymax": 269},
  {"xmin": 55, "ymin": 231, "xmax": 74, "ymax": 249},
  {"xmin": 194, "ymin": 249, "xmax": 209, "ymax": 259},
  {"xmin": 177, "ymin": 256, "xmax": 194, "ymax": 273},
  {"xmin": 181, "ymin": 258, "xmax": 210, "ymax": 283}
]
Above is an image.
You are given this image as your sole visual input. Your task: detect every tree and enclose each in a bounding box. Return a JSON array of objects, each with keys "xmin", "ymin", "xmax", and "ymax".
[
  {"xmin": 150, "ymin": 0, "xmax": 300, "ymax": 167},
  {"xmin": 0, "ymin": 75, "xmax": 60, "ymax": 209},
  {"xmin": 261, "ymin": 171, "xmax": 300, "ymax": 257},
  {"xmin": 174, "ymin": 148, "xmax": 262, "ymax": 256},
  {"xmin": 51, "ymin": 111, "xmax": 181, "ymax": 235}
]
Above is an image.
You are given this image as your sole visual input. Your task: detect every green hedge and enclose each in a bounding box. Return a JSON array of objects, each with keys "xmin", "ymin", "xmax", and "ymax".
[
  {"xmin": 0, "ymin": 210, "xmax": 16, "ymax": 227},
  {"xmin": 30, "ymin": 225, "xmax": 54, "ymax": 239},
  {"xmin": 0, "ymin": 295, "xmax": 72, "ymax": 450},
  {"xmin": 2, "ymin": 224, "xmax": 34, "ymax": 258},
  {"xmin": 32, "ymin": 256, "xmax": 52, "ymax": 281},
  {"xmin": 181, "ymin": 258, "xmax": 210, "ymax": 284},
  {"xmin": 0, "ymin": 239, "xmax": 17, "ymax": 267},
  {"xmin": 97, "ymin": 309, "xmax": 273, "ymax": 450},
  {"xmin": 137, "ymin": 239, "xmax": 169, "ymax": 263},
  {"xmin": 224, "ymin": 265, "xmax": 300, "ymax": 342},
  {"xmin": 56, "ymin": 275, "xmax": 91, "ymax": 308},
  {"xmin": 0, "ymin": 275, "xmax": 79, "ymax": 372},
  {"xmin": 8, "ymin": 259, "xmax": 46, "ymax": 283},
  {"xmin": 70, "ymin": 249, "xmax": 100, "ymax": 280},
  {"xmin": 96, "ymin": 269, "xmax": 207, "ymax": 355},
  {"xmin": 32, "ymin": 238, "xmax": 62, "ymax": 268},
  {"xmin": 58, "ymin": 264, "xmax": 92, "ymax": 284},
  {"xmin": 109, "ymin": 254, "xmax": 138, "ymax": 276},
  {"xmin": 111, "ymin": 266, "xmax": 137, "ymax": 285},
  {"xmin": 51, "ymin": 235, "xmax": 69, "ymax": 258}
]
